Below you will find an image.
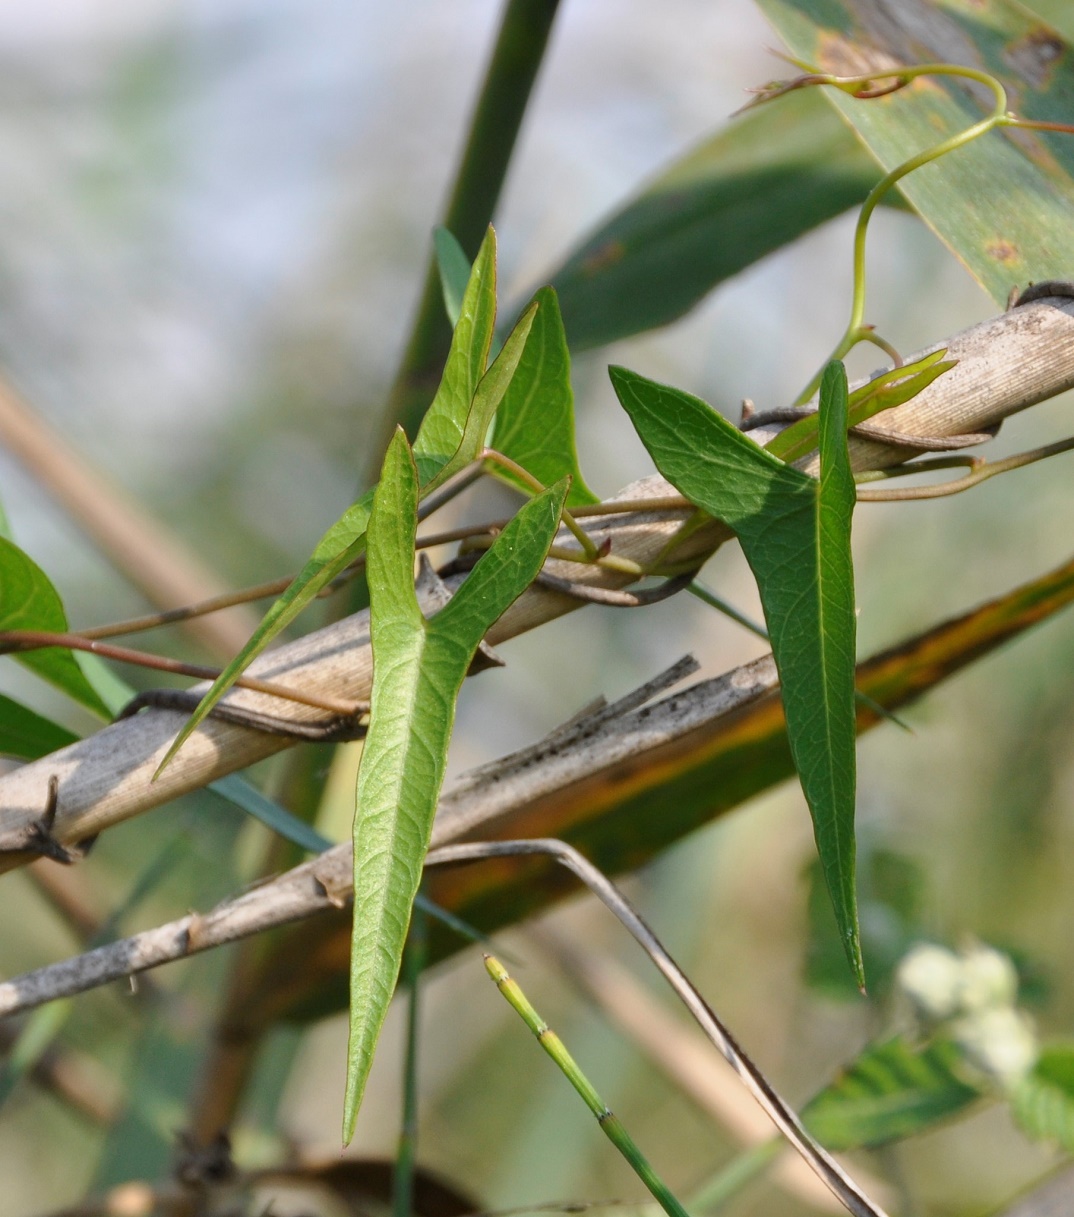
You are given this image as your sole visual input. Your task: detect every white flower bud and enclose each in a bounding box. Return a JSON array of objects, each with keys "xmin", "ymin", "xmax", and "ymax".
[
  {"xmin": 896, "ymin": 943, "xmax": 962, "ymax": 1021},
  {"xmin": 958, "ymin": 944, "xmax": 1019, "ymax": 1012},
  {"xmin": 951, "ymin": 1006, "xmax": 1037, "ymax": 1089}
]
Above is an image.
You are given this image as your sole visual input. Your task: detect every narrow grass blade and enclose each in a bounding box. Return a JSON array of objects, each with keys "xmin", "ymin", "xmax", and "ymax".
[
  {"xmin": 611, "ymin": 363, "xmax": 861, "ymax": 983},
  {"xmin": 210, "ymin": 775, "xmax": 333, "ymax": 855},
  {"xmin": 343, "ymin": 430, "xmax": 566, "ymax": 1140}
]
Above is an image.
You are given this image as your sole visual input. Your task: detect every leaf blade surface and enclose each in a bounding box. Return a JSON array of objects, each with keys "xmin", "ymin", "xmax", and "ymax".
[
  {"xmin": 344, "ymin": 429, "xmax": 566, "ymax": 1139},
  {"xmin": 611, "ymin": 364, "xmax": 861, "ymax": 980}
]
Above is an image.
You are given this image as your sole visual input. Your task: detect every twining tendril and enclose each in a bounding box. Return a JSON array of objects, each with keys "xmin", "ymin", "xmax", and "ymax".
[{"xmin": 744, "ymin": 60, "xmax": 1074, "ymax": 405}]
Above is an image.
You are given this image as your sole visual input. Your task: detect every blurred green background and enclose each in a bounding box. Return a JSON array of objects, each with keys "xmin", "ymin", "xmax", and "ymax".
[{"xmin": 1, "ymin": 2, "xmax": 1074, "ymax": 1214}]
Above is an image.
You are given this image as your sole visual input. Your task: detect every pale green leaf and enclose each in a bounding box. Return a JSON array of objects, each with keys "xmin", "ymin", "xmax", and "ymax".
[
  {"xmin": 344, "ymin": 429, "xmax": 567, "ymax": 1140},
  {"xmin": 414, "ymin": 226, "xmax": 498, "ymax": 480}
]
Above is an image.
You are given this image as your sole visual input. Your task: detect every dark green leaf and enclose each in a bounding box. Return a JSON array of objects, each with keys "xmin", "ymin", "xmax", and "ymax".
[
  {"xmin": 434, "ymin": 227, "xmax": 472, "ymax": 328},
  {"xmin": 546, "ymin": 88, "xmax": 893, "ymax": 350},
  {"xmin": 802, "ymin": 1036, "xmax": 983, "ymax": 1149},
  {"xmin": 611, "ymin": 362, "xmax": 861, "ymax": 982},
  {"xmin": 344, "ymin": 429, "xmax": 567, "ymax": 1140},
  {"xmin": 490, "ymin": 286, "xmax": 598, "ymax": 506},
  {"xmin": 0, "ymin": 538, "xmax": 110, "ymax": 718},
  {"xmin": 0, "ymin": 694, "xmax": 78, "ymax": 760},
  {"xmin": 807, "ymin": 847, "xmax": 925, "ymax": 1000},
  {"xmin": 756, "ymin": 0, "xmax": 1074, "ymax": 303},
  {"xmin": 1011, "ymin": 1044, "xmax": 1074, "ymax": 1152}
]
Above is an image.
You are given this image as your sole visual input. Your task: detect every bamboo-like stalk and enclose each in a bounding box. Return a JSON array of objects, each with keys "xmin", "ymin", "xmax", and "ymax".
[{"xmin": 363, "ymin": 0, "xmax": 564, "ymax": 480}]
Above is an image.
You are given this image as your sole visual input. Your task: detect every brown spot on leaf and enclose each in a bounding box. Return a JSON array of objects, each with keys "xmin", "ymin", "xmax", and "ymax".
[
  {"xmin": 816, "ymin": 30, "xmax": 900, "ymax": 82},
  {"xmin": 580, "ymin": 239, "xmax": 625, "ymax": 277},
  {"xmin": 1003, "ymin": 27, "xmax": 1065, "ymax": 89},
  {"xmin": 987, "ymin": 240, "xmax": 1021, "ymax": 265}
]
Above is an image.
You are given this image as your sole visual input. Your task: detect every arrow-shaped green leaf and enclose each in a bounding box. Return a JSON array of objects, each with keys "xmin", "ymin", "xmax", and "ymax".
[
  {"xmin": 155, "ymin": 229, "xmax": 534, "ymax": 775},
  {"xmin": 343, "ymin": 429, "xmax": 567, "ymax": 1141},
  {"xmin": 611, "ymin": 361, "xmax": 861, "ymax": 982},
  {"xmin": 490, "ymin": 286, "xmax": 598, "ymax": 507}
]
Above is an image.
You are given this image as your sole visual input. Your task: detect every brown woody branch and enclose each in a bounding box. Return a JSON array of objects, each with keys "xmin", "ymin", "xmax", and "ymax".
[{"xmin": 0, "ymin": 292, "xmax": 1072, "ymax": 878}]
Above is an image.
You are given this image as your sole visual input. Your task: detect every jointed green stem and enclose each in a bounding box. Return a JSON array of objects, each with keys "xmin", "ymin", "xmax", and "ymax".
[{"xmin": 484, "ymin": 953, "xmax": 692, "ymax": 1217}]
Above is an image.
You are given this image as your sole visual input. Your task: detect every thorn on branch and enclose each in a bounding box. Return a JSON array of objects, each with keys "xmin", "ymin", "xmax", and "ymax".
[{"xmin": 0, "ymin": 776, "xmax": 96, "ymax": 865}]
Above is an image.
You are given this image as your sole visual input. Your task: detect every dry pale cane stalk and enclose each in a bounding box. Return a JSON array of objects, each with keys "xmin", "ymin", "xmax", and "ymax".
[{"xmin": 0, "ymin": 292, "xmax": 1072, "ymax": 870}]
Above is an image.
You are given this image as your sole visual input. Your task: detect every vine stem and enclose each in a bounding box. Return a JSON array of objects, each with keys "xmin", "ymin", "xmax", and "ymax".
[
  {"xmin": 794, "ymin": 63, "xmax": 1009, "ymax": 404},
  {"xmin": 481, "ymin": 447, "xmax": 599, "ymax": 557}
]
